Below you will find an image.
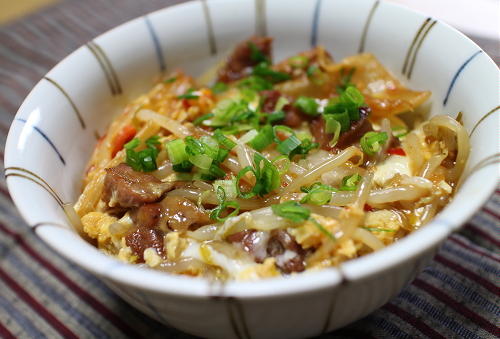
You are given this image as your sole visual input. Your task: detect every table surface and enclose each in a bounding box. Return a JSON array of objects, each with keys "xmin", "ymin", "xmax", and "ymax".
[{"xmin": 0, "ymin": 1, "xmax": 498, "ymax": 338}]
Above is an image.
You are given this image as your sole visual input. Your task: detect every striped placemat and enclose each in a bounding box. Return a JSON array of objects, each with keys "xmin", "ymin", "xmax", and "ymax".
[{"xmin": 0, "ymin": 1, "xmax": 498, "ymax": 338}]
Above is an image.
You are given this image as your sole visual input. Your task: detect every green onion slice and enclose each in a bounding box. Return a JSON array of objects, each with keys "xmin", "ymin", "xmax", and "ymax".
[
  {"xmin": 277, "ymin": 134, "xmax": 302, "ymax": 156},
  {"xmin": 288, "ymin": 55, "xmax": 309, "ymax": 69},
  {"xmin": 166, "ymin": 139, "xmax": 188, "ymax": 165},
  {"xmin": 360, "ymin": 131, "xmax": 388, "ymax": 155},
  {"xmin": 212, "ymin": 82, "xmax": 229, "ymax": 94},
  {"xmin": 193, "ymin": 113, "xmax": 214, "ymax": 126},
  {"xmin": 339, "ymin": 173, "xmax": 362, "ymax": 191},
  {"xmin": 323, "ymin": 116, "xmax": 342, "ymax": 146},
  {"xmin": 300, "ymin": 182, "xmax": 337, "ymax": 205},
  {"xmin": 271, "ymin": 201, "xmax": 310, "ymax": 222},
  {"xmin": 294, "ymin": 96, "xmax": 319, "ymax": 116},
  {"xmin": 272, "ymin": 155, "xmax": 291, "ymax": 176},
  {"xmin": 214, "ymin": 129, "xmax": 236, "ymax": 149},
  {"xmin": 249, "ymin": 125, "xmax": 274, "ymax": 151},
  {"xmin": 310, "ymin": 218, "xmax": 336, "ymax": 240}
]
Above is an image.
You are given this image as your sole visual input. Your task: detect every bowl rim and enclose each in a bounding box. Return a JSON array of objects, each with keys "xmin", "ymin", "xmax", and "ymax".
[{"xmin": 5, "ymin": 0, "xmax": 500, "ymax": 299}]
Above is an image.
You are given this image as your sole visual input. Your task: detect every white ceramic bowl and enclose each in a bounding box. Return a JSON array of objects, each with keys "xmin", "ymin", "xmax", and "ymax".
[{"xmin": 5, "ymin": 0, "xmax": 499, "ymax": 338}]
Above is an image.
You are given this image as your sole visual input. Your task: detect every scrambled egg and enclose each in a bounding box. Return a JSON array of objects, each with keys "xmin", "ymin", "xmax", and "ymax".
[
  {"xmin": 237, "ymin": 258, "xmax": 280, "ymax": 280},
  {"xmin": 373, "ymin": 155, "xmax": 411, "ymax": 186},
  {"xmin": 364, "ymin": 210, "xmax": 402, "ymax": 244},
  {"xmin": 144, "ymin": 248, "xmax": 162, "ymax": 267},
  {"xmin": 81, "ymin": 212, "xmax": 117, "ymax": 246},
  {"xmin": 164, "ymin": 232, "xmax": 187, "ymax": 261},
  {"xmin": 289, "ymin": 214, "xmax": 339, "ymax": 249},
  {"xmin": 337, "ymin": 239, "xmax": 358, "ymax": 258}
]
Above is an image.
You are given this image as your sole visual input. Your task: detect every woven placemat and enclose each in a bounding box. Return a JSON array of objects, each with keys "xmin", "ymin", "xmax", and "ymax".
[{"xmin": 0, "ymin": 1, "xmax": 498, "ymax": 338}]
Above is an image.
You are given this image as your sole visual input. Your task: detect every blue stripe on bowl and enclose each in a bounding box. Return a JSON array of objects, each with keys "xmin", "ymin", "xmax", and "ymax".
[
  {"xmin": 310, "ymin": 0, "xmax": 322, "ymax": 47},
  {"xmin": 15, "ymin": 119, "xmax": 65, "ymax": 165},
  {"xmin": 144, "ymin": 16, "xmax": 166, "ymax": 72},
  {"xmin": 443, "ymin": 50, "xmax": 483, "ymax": 106}
]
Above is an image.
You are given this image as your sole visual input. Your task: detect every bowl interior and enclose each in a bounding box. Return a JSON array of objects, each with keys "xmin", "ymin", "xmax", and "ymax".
[{"xmin": 5, "ymin": 0, "xmax": 499, "ymax": 297}]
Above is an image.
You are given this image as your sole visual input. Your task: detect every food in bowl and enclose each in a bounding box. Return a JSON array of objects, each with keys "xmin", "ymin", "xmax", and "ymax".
[{"xmin": 74, "ymin": 36, "xmax": 469, "ymax": 281}]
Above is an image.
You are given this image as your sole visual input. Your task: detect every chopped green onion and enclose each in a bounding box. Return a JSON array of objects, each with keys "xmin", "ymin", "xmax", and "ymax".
[
  {"xmin": 306, "ymin": 65, "xmax": 326, "ymax": 85},
  {"xmin": 213, "ymin": 179, "xmax": 237, "ymax": 200},
  {"xmin": 340, "ymin": 173, "xmax": 362, "ymax": 191},
  {"xmin": 248, "ymin": 41, "xmax": 269, "ymax": 64},
  {"xmin": 288, "ymin": 55, "xmax": 309, "ymax": 69},
  {"xmin": 323, "ymin": 117, "xmax": 341, "ymax": 146},
  {"xmin": 200, "ymin": 164, "xmax": 226, "ymax": 180},
  {"xmin": 294, "ymin": 96, "xmax": 319, "ymax": 116},
  {"xmin": 360, "ymin": 131, "xmax": 388, "ymax": 155},
  {"xmin": 124, "ymin": 138, "xmax": 140, "ymax": 150},
  {"xmin": 185, "ymin": 136, "xmax": 205, "ymax": 156},
  {"xmin": 123, "ymin": 135, "xmax": 160, "ymax": 172},
  {"xmin": 362, "ymin": 227, "xmax": 396, "ymax": 233},
  {"xmin": 238, "ymin": 75, "xmax": 273, "ymax": 92},
  {"xmin": 289, "ymin": 138, "xmax": 319, "ymax": 158},
  {"xmin": 324, "ymin": 112, "xmax": 350, "ymax": 132},
  {"xmin": 300, "ymin": 182, "xmax": 337, "ymax": 205},
  {"xmin": 252, "ymin": 153, "xmax": 280, "ymax": 196},
  {"xmin": 210, "ymin": 186, "xmax": 240, "ymax": 222},
  {"xmin": 164, "ymin": 77, "xmax": 177, "ymax": 84},
  {"xmin": 277, "ymin": 134, "xmax": 301, "ymax": 156},
  {"xmin": 236, "ymin": 153, "xmax": 280, "ymax": 198},
  {"xmin": 272, "ymin": 155, "xmax": 291, "ymax": 175},
  {"xmin": 253, "ymin": 62, "xmax": 291, "ymax": 83},
  {"xmin": 124, "ymin": 136, "xmax": 161, "ymax": 172},
  {"xmin": 215, "ymin": 148, "xmax": 229, "ymax": 164},
  {"xmin": 235, "ymin": 166, "xmax": 257, "ymax": 199},
  {"xmin": 172, "ymin": 161, "xmax": 193, "ymax": 173},
  {"xmin": 271, "ymin": 201, "xmax": 310, "ymax": 222},
  {"xmin": 239, "ymin": 129, "xmax": 259, "ymax": 144},
  {"xmin": 392, "ymin": 126, "xmax": 408, "ymax": 138},
  {"xmin": 214, "ymin": 129, "xmax": 236, "ymax": 149},
  {"xmin": 200, "ymin": 136, "xmax": 219, "ymax": 158},
  {"xmin": 267, "ymin": 111, "xmax": 285, "ymax": 124},
  {"xmin": 343, "ymin": 86, "xmax": 364, "ymax": 107},
  {"xmin": 272, "ymin": 125, "xmax": 295, "ymax": 141},
  {"xmin": 249, "ymin": 125, "xmax": 274, "ymax": 151},
  {"xmin": 145, "ymin": 135, "xmax": 160, "ymax": 148},
  {"xmin": 210, "ymin": 200, "xmax": 240, "ymax": 221},
  {"xmin": 310, "ymin": 217, "xmax": 336, "ymax": 240},
  {"xmin": 193, "ymin": 113, "xmax": 214, "ymax": 126},
  {"xmin": 206, "ymin": 99, "xmax": 255, "ymax": 127},
  {"xmin": 306, "ymin": 65, "xmax": 319, "ymax": 77},
  {"xmin": 336, "ymin": 67, "xmax": 355, "ymax": 94},
  {"xmin": 211, "ymin": 82, "xmax": 229, "ymax": 94},
  {"xmin": 189, "ymin": 154, "xmax": 213, "ymax": 170},
  {"xmin": 177, "ymin": 89, "xmax": 199, "ymax": 99},
  {"xmin": 296, "ymin": 130, "xmax": 313, "ymax": 141},
  {"xmin": 325, "ymin": 85, "xmax": 365, "ymax": 121},
  {"xmin": 166, "ymin": 139, "xmax": 192, "ymax": 172}
]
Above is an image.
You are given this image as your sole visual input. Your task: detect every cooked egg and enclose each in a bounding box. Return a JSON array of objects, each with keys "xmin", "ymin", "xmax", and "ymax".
[{"xmin": 373, "ymin": 155, "xmax": 411, "ymax": 186}]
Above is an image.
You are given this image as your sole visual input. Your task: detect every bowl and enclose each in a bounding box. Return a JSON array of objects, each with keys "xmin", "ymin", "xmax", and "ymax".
[{"xmin": 5, "ymin": 0, "xmax": 499, "ymax": 338}]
